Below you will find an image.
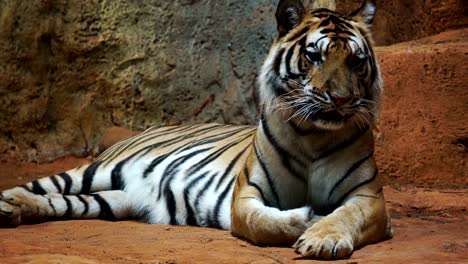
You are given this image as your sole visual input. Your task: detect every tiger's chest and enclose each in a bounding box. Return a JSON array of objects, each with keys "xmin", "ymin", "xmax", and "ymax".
[
  {"xmin": 305, "ymin": 143, "xmax": 374, "ymax": 215},
  {"xmin": 306, "ymin": 159, "xmax": 347, "ymax": 215}
]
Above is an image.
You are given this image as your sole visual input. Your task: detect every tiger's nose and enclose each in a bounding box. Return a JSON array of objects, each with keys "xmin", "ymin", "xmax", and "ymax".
[{"xmin": 328, "ymin": 92, "xmax": 353, "ymax": 106}]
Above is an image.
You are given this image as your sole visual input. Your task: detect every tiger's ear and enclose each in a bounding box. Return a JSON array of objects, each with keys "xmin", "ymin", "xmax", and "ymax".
[
  {"xmin": 350, "ymin": 0, "xmax": 376, "ymax": 25},
  {"xmin": 276, "ymin": 0, "xmax": 306, "ymax": 37}
]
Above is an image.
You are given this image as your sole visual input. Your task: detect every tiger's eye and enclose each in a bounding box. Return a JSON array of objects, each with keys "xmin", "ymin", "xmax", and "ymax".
[
  {"xmin": 305, "ymin": 52, "xmax": 323, "ymax": 64},
  {"xmin": 348, "ymin": 53, "xmax": 368, "ymax": 69}
]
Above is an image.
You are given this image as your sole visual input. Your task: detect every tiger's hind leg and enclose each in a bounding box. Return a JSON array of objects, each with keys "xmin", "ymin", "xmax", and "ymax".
[
  {"xmin": 0, "ymin": 156, "xmax": 135, "ymax": 227},
  {"xmin": 0, "ymin": 187, "xmax": 133, "ymax": 227}
]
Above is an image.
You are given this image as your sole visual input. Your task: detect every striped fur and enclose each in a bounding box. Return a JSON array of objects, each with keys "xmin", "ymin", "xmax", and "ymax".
[
  {"xmin": 1, "ymin": 124, "xmax": 255, "ymax": 229},
  {"xmin": 0, "ymin": 0, "xmax": 392, "ymax": 260}
]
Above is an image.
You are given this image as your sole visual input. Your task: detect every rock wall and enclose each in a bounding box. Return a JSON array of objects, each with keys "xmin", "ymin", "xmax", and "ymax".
[
  {"xmin": 375, "ymin": 29, "xmax": 467, "ymax": 187},
  {"xmin": 337, "ymin": 0, "xmax": 468, "ymax": 46},
  {"xmin": 0, "ymin": 0, "xmax": 466, "ymax": 167},
  {"xmin": 0, "ymin": 0, "xmax": 276, "ymax": 161}
]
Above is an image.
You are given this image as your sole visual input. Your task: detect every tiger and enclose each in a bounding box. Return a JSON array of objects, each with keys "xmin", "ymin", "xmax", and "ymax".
[{"xmin": 0, "ymin": 0, "xmax": 393, "ymax": 260}]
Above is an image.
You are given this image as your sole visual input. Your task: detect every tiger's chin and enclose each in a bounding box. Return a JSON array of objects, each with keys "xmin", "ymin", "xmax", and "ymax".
[{"xmin": 311, "ymin": 119, "xmax": 346, "ymax": 131}]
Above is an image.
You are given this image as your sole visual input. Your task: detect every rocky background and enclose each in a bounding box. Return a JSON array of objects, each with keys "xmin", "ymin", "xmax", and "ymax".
[{"xmin": 0, "ymin": 0, "xmax": 467, "ymax": 186}]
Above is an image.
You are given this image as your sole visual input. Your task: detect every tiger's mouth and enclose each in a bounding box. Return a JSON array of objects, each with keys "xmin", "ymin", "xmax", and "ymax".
[
  {"xmin": 304, "ymin": 109, "xmax": 356, "ymax": 130},
  {"xmin": 281, "ymin": 93, "xmax": 360, "ymax": 129},
  {"xmin": 304, "ymin": 109, "xmax": 354, "ymax": 123}
]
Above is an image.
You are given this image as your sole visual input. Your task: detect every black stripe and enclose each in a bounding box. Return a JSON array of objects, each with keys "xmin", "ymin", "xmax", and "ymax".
[
  {"xmin": 165, "ymin": 188, "xmax": 178, "ymax": 225},
  {"xmin": 63, "ymin": 195, "xmax": 73, "ymax": 218},
  {"xmin": 326, "ymin": 40, "xmax": 334, "ymax": 55},
  {"xmin": 158, "ymin": 147, "xmax": 213, "ymax": 200},
  {"xmin": 111, "ymin": 162, "xmax": 125, "ymax": 190},
  {"xmin": 187, "ymin": 129, "xmax": 252, "ymax": 175},
  {"xmin": 81, "ymin": 162, "xmax": 101, "ymax": 194},
  {"xmin": 50, "ymin": 176, "xmax": 62, "ymax": 193},
  {"xmin": 142, "ymin": 154, "xmax": 169, "ymax": 178},
  {"xmin": 58, "ymin": 173, "xmax": 73, "ymax": 195},
  {"xmin": 92, "ymin": 194, "xmax": 116, "ymax": 220},
  {"xmin": 214, "ymin": 146, "xmax": 250, "ymax": 191},
  {"xmin": 367, "ymin": 40, "xmax": 378, "ymax": 92},
  {"xmin": 274, "ymin": 48, "xmax": 285, "ymax": 76},
  {"xmin": 160, "ymin": 147, "xmax": 214, "ymax": 225},
  {"xmin": 323, "ymin": 23, "xmax": 354, "ymax": 36},
  {"xmin": 185, "ymin": 172, "xmax": 210, "ymax": 195},
  {"xmin": 319, "ymin": 17, "xmax": 354, "ymax": 33},
  {"xmin": 319, "ymin": 19, "xmax": 331, "ymax": 28},
  {"xmin": 340, "ymin": 30, "xmax": 355, "ymax": 37},
  {"xmin": 332, "ymin": 17, "xmax": 353, "ymax": 29},
  {"xmin": 32, "ymin": 180, "xmax": 47, "ymax": 195},
  {"xmin": 183, "ymin": 189, "xmax": 197, "ymax": 226},
  {"xmin": 271, "ymin": 79, "xmax": 287, "ymax": 97},
  {"xmin": 244, "ymin": 168, "xmax": 270, "ymax": 207},
  {"xmin": 136, "ymin": 124, "xmax": 224, "ymax": 158},
  {"xmin": 253, "ymin": 144, "xmax": 281, "ymax": 209},
  {"xmin": 285, "ymin": 44, "xmax": 301, "ymax": 79},
  {"xmin": 212, "ymin": 177, "xmax": 236, "ymax": 229},
  {"xmin": 335, "ymin": 169, "xmax": 379, "ymax": 207},
  {"xmin": 193, "ymin": 172, "xmax": 218, "ymax": 226},
  {"xmin": 309, "ymin": 36, "xmax": 328, "ymax": 52},
  {"xmin": 20, "ymin": 185, "xmax": 32, "ymax": 193},
  {"xmin": 327, "ymin": 151, "xmax": 374, "ymax": 200},
  {"xmin": 77, "ymin": 195, "xmax": 89, "ymax": 216},
  {"xmin": 183, "ymin": 171, "xmax": 211, "ymax": 226},
  {"xmin": 48, "ymin": 198, "xmax": 57, "ymax": 215},
  {"xmin": 261, "ymin": 114, "xmax": 306, "ymax": 182}
]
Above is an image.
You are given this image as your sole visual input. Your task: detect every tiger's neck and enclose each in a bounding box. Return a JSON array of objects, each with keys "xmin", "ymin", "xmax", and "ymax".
[{"xmin": 256, "ymin": 105, "xmax": 372, "ymax": 161}]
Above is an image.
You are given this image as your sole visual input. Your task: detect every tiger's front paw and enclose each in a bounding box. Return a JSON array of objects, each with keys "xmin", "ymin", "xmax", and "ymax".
[{"xmin": 293, "ymin": 224, "xmax": 353, "ymax": 259}]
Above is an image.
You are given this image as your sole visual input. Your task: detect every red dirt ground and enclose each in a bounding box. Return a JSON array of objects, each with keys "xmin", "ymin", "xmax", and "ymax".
[{"xmin": 0, "ymin": 157, "xmax": 467, "ymax": 264}]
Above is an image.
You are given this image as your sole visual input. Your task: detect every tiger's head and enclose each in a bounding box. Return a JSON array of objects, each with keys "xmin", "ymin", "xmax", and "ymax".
[{"xmin": 260, "ymin": 0, "xmax": 382, "ymax": 131}]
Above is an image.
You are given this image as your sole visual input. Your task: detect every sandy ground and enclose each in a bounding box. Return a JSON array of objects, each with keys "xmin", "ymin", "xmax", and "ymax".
[{"xmin": 0, "ymin": 157, "xmax": 466, "ymax": 264}]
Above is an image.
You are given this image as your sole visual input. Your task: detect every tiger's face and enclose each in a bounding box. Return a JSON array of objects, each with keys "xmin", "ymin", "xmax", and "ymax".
[{"xmin": 260, "ymin": 0, "xmax": 381, "ymax": 131}]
